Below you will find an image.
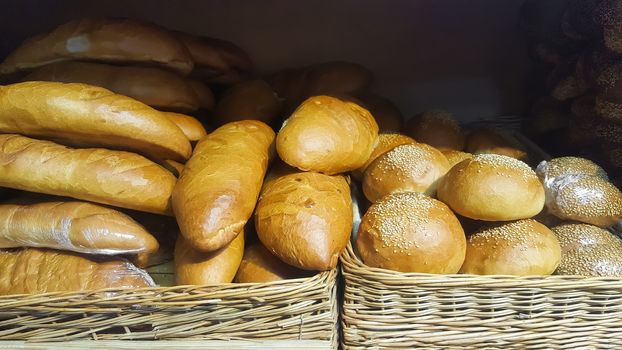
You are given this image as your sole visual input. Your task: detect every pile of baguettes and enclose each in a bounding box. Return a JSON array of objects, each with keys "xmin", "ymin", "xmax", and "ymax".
[{"xmin": 1, "ymin": 18, "xmax": 622, "ymax": 297}]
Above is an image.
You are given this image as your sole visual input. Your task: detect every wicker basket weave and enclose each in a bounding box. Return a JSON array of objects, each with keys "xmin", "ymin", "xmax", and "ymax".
[
  {"xmin": 341, "ymin": 243, "xmax": 622, "ymax": 349},
  {"xmin": 0, "ymin": 268, "xmax": 338, "ymax": 347}
]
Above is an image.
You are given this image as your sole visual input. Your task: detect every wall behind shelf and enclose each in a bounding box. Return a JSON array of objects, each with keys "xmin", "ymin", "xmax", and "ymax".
[{"xmin": 1, "ymin": 0, "xmax": 531, "ymax": 123}]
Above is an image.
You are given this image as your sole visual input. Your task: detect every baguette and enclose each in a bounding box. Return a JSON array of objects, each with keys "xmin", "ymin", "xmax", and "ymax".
[
  {"xmin": 24, "ymin": 62, "xmax": 202, "ymax": 112},
  {"xmin": 0, "ymin": 134, "xmax": 176, "ymax": 215},
  {"xmin": 172, "ymin": 120, "xmax": 275, "ymax": 252},
  {"xmin": 0, "ymin": 248, "xmax": 154, "ymax": 295},
  {"xmin": 161, "ymin": 112, "xmax": 207, "ymax": 141},
  {"xmin": 0, "ymin": 81, "xmax": 191, "ymax": 162},
  {"xmin": 0, "ymin": 18, "xmax": 193, "ymax": 75}
]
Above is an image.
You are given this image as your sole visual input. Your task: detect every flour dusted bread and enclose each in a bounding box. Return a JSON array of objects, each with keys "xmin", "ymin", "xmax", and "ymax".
[
  {"xmin": 0, "ymin": 248, "xmax": 155, "ymax": 295},
  {"xmin": 277, "ymin": 95, "xmax": 379, "ymax": 175},
  {"xmin": 24, "ymin": 62, "xmax": 202, "ymax": 112},
  {"xmin": 0, "ymin": 18, "xmax": 194, "ymax": 75},
  {"xmin": 234, "ymin": 244, "xmax": 311, "ymax": 283},
  {"xmin": 213, "ymin": 80, "xmax": 282, "ymax": 126},
  {"xmin": 351, "ymin": 133, "xmax": 416, "ymax": 180},
  {"xmin": 172, "ymin": 120, "xmax": 275, "ymax": 252},
  {"xmin": 160, "ymin": 112, "xmax": 207, "ymax": 142},
  {"xmin": 0, "ymin": 82, "xmax": 191, "ymax": 162},
  {"xmin": 175, "ymin": 231, "xmax": 244, "ymax": 285},
  {"xmin": 0, "ymin": 202, "xmax": 158, "ymax": 255},
  {"xmin": 255, "ymin": 171, "xmax": 352, "ymax": 271},
  {"xmin": 0, "ymin": 134, "xmax": 176, "ymax": 215}
]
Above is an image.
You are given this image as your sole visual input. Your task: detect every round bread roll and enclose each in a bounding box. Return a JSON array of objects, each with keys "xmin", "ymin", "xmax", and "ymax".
[
  {"xmin": 536, "ymin": 156, "xmax": 608, "ymax": 181},
  {"xmin": 552, "ymin": 222, "xmax": 622, "ymax": 276},
  {"xmin": 234, "ymin": 244, "xmax": 311, "ymax": 283},
  {"xmin": 276, "ymin": 95, "xmax": 379, "ymax": 175},
  {"xmin": 356, "ymin": 192, "xmax": 466, "ymax": 273},
  {"xmin": 255, "ymin": 171, "xmax": 352, "ymax": 271},
  {"xmin": 358, "ymin": 93, "xmax": 403, "ymax": 132},
  {"xmin": 460, "ymin": 219, "xmax": 561, "ymax": 275},
  {"xmin": 213, "ymin": 80, "xmax": 283, "ymax": 126},
  {"xmin": 403, "ymin": 110, "xmax": 465, "ymax": 150},
  {"xmin": 437, "ymin": 154, "xmax": 545, "ymax": 221},
  {"xmin": 351, "ymin": 133, "xmax": 416, "ymax": 180},
  {"xmin": 544, "ymin": 175, "xmax": 622, "ymax": 227},
  {"xmin": 362, "ymin": 143, "xmax": 450, "ymax": 203},
  {"xmin": 440, "ymin": 149, "xmax": 473, "ymax": 168},
  {"xmin": 465, "ymin": 128, "xmax": 528, "ymax": 161}
]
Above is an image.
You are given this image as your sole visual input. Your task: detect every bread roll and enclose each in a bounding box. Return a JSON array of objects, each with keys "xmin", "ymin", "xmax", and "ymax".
[
  {"xmin": 178, "ymin": 32, "xmax": 252, "ymax": 84},
  {"xmin": 465, "ymin": 128, "xmax": 529, "ymax": 161},
  {"xmin": 357, "ymin": 93, "xmax": 402, "ymax": 132},
  {"xmin": 440, "ymin": 149, "xmax": 473, "ymax": 167},
  {"xmin": 356, "ymin": 192, "xmax": 466, "ymax": 273},
  {"xmin": 403, "ymin": 110, "xmax": 465, "ymax": 150},
  {"xmin": 552, "ymin": 222, "xmax": 622, "ymax": 276},
  {"xmin": 234, "ymin": 243, "xmax": 311, "ymax": 283},
  {"xmin": 536, "ymin": 156, "xmax": 609, "ymax": 181},
  {"xmin": 0, "ymin": 134, "xmax": 176, "ymax": 215},
  {"xmin": 276, "ymin": 95, "xmax": 379, "ymax": 175},
  {"xmin": 188, "ymin": 80, "xmax": 215, "ymax": 110},
  {"xmin": 351, "ymin": 133, "xmax": 416, "ymax": 180},
  {"xmin": 172, "ymin": 120, "xmax": 275, "ymax": 252},
  {"xmin": 0, "ymin": 82, "xmax": 191, "ymax": 162},
  {"xmin": 160, "ymin": 112, "xmax": 207, "ymax": 142},
  {"xmin": 0, "ymin": 201, "xmax": 158, "ymax": 255},
  {"xmin": 213, "ymin": 80, "xmax": 283, "ymax": 126},
  {"xmin": 174, "ymin": 231, "xmax": 244, "ymax": 285},
  {"xmin": 0, "ymin": 18, "xmax": 193, "ymax": 75},
  {"xmin": 460, "ymin": 219, "xmax": 561, "ymax": 275},
  {"xmin": 595, "ymin": 1, "xmax": 622, "ymax": 54},
  {"xmin": 0, "ymin": 248, "xmax": 154, "ymax": 295},
  {"xmin": 438, "ymin": 154, "xmax": 545, "ymax": 221},
  {"xmin": 24, "ymin": 62, "xmax": 202, "ymax": 112},
  {"xmin": 255, "ymin": 171, "xmax": 352, "ymax": 271},
  {"xmin": 544, "ymin": 175, "xmax": 622, "ymax": 227},
  {"xmin": 363, "ymin": 143, "xmax": 451, "ymax": 203}
]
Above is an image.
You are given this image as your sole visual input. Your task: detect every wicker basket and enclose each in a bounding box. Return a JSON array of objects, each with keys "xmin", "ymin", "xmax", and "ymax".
[
  {"xmin": 341, "ymin": 243, "xmax": 622, "ymax": 349},
  {"xmin": 0, "ymin": 268, "xmax": 339, "ymax": 348}
]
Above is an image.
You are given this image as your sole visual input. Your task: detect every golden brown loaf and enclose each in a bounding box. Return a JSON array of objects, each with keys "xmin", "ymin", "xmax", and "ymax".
[
  {"xmin": 122, "ymin": 209, "xmax": 179, "ymax": 268},
  {"xmin": 162, "ymin": 159, "xmax": 185, "ymax": 177},
  {"xmin": 465, "ymin": 128, "xmax": 528, "ymax": 161},
  {"xmin": 356, "ymin": 192, "xmax": 466, "ymax": 273},
  {"xmin": 276, "ymin": 95, "xmax": 379, "ymax": 175},
  {"xmin": 160, "ymin": 112, "xmax": 207, "ymax": 142},
  {"xmin": 0, "ymin": 81, "xmax": 192, "ymax": 162},
  {"xmin": 357, "ymin": 93, "xmax": 403, "ymax": 132},
  {"xmin": 0, "ymin": 248, "xmax": 154, "ymax": 295},
  {"xmin": 23, "ymin": 62, "xmax": 202, "ymax": 112},
  {"xmin": 213, "ymin": 80, "xmax": 283, "ymax": 126},
  {"xmin": 172, "ymin": 120, "xmax": 275, "ymax": 252},
  {"xmin": 460, "ymin": 219, "xmax": 561, "ymax": 275},
  {"xmin": 552, "ymin": 222, "xmax": 622, "ymax": 276},
  {"xmin": 0, "ymin": 134, "xmax": 176, "ymax": 215},
  {"xmin": 174, "ymin": 231, "xmax": 244, "ymax": 285},
  {"xmin": 177, "ymin": 32, "xmax": 252, "ymax": 84},
  {"xmin": 0, "ymin": 202, "xmax": 159, "ymax": 255},
  {"xmin": 351, "ymin": 133, "xmax": 416, "ymax": 181},
  {"xmin": 255, "ymin": 171, "xmax": 352, "ymax": 271},
  {"xmin": 437, "ymin": 154, "xmax": 545, "ymax": 221},
  {"xmin": 234, "ymin": 243, "xmax": 312, "ymax": 283},
  {"xmin": 0, "ymin": 18, "xmax": 194, "ymax": 75},
  {"xmin": 363, "ymin": 143, "xmax": 451, "ymax": 203},
  {"xmin": 403, "ymin": 110, "xmax": 466, "ymax": 150},
  {"xmin": 536, "ymin": 156, "xmax": 609, "ymax": 181},
  {"xmin": 440, "ymin": 149, "xmax": 473, "ymax": 167},
  {"xmin": 187, "ymin": 79, "xmax": 215, "ymax": 110}
]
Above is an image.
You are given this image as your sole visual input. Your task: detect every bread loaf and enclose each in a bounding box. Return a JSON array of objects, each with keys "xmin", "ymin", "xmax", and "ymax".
[
  {"xmin": 172, "ymin": 120, "xmax": 275, "ymax": 252},
  {"xmin": 24, "ymin": 62, "xmax": 202, "ymax": 112},
  {"xmin": 465, "ymin": 128, "xmax": 528, "ymax": 161},
  {"xmin": 403, "ymin": 110, "xmax": 465, "ymax": 150},
  {"xmin": 188, "ymin": 80, "xmax": 215, "ymax": 110},
  {"xmin": 175, "ymin": 231, "xmax": 244, "ymax": 285},
  {"xmin": 357, "ymin": 93, "xmax": 403, "ymax": 132},
  {"xmin": 160, "ymin": 112, "xmax": 207, "ymax": 142},
  {"xmin": 351, "ymin": 133, "xmax": 416, "ymax": 180},
  {"xmin": 0, "ymin": 82, "xmax": 191, "ymax": 162},
  {"xmin": 255, "ymin": 171, "xmax": 352, "ymax": 271},
  {"xmin": 0, "ymin": 134, "xmax": 176, "ymax": 215},
  {"xmin": 276, "ymin": 95, "xmax": 379, "ymax": 175},
  {"xmin": 162, "ymin": 159, "xmax": 185, "ymax": 177},
  {"xmin": 234, "ymin": 243, "xmax": 311, "ymax": 283},
  {"xmin": 0, "ymin": 18, "xmax": 193, "ymax": 75},
  {"xmin": 0, "ymin": 248, "xmax": 154, "ymax": 295},
  {"xmin": 0, "ymin": 201, "xmax": 158, "ymax": 255},
  {"xmin": 122, "ymin": 209, "xmax": 179, "ymax": 268},
  {"xmin": 213, "ymin": 80, "xmax": 282, "ymax": 126}
]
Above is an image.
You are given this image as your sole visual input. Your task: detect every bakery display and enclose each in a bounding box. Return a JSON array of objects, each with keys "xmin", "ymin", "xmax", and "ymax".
[
  {"xmin": 403, "ymin": 110, "xmax": 465, "ymax": 150},
  {"xmin": 234, "ymin": 243, "xmax": 311, "ymax": 283},
  {"xmin": 460, "ymin": 219, "xmax": 561, "ymax": 275},
  {"xmin": 351, "ymin": 133, "xmax": 416, "ymax": 180},
  {"xmin": 213, "ymin": 80, "xmax": 282, "ymax": 126}
]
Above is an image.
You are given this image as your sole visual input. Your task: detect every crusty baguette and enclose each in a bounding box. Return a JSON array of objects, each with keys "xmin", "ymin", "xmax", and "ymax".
[
  {"xmin": 0, "ymin": 18, "xmax": 193, "ymax": 75},
  {"xmin": 24, "ymin": 62, "xmax": 202, "ymax": 112},
  {"xmin": 0, "ymin": 248, "xmax": 155, "ymax": 295},
  {"xmin": 0, "ymin": 134, "xmax": 176, "ymax": 215},
  {"xmin": 172, "ymin": 120, "xmax": 275, "ymax": 252},
  {"xmin": 0, "ymin": 81, "xmax": 192, "ymax": 162},
  {"xmin": 161, "ymin": 112, "xmax": 207, "ymax": 142},
  {"xmin": 0, "ymin": 201, "xmax": 159, "ymax": 255}
]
